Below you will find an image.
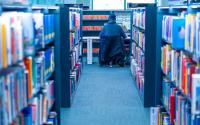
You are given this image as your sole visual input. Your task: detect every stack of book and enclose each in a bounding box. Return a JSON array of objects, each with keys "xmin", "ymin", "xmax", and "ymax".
[
  {"xmin": 133, "ymin": 9, "xmax": 145, "ymax": 29},
  {"xmin": 70, "ymin": 11, "xmax": 81, "ymax": 50},
  {"xmin": 132, "ymin": 28, "xmax": 145, "ymax": 50}
]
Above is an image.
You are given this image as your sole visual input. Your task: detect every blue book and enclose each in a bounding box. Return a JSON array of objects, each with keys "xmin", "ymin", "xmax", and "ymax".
[
  {"xmin": 22, "ymin": 106, "xmax": 32, "ymax": 125},
  {"xmin": 47, "ymin": 14, "xmax": 51, "ymax": 43},
  {"xmin": 52, "ymin": 14, "xmax": 55, "ymax": 40},
  {"xmin": 44, "ymin": 15, "xmax": 48, "ymax": 44},
  {"xmin": 172, "ymin": 18, "xmax": 185, "ymax": 49}
]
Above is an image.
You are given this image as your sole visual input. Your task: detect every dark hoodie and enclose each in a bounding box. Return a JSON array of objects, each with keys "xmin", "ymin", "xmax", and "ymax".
[{"xmin": 99, "ymin": 14, "xmax": 126, "ymax": 38}]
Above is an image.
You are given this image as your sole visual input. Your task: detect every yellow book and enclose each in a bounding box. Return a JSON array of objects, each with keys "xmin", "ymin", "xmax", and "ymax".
[{"xmin": 2, "ymin": 23, "xmax": 7, "ymax": 68}]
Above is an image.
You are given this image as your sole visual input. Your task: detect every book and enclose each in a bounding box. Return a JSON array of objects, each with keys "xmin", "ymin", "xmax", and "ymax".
[
  {"xmin": 192, "ymin": 74, "xmax": 200, "ymax": 115},
  {"xmin": 21, "ymin": 12, "xmax": 35, "ymax": 56},
  {"xmin": 172, "ymin": 17, "xmax": 185, "ymax": 49},
  {"xmin": 24, "ymin": 57, "xmax": 34, "ymax": 99},
  {"xmin": 33, "ymin": 12, "xmax": 45, "ymax": 49},
  {"xmin": 195, "ymin": 13, "xmax": 200, "ymax": 60},
  {"xmin": 150, "ymin": 107, "xmax": 159, "ymax": 125},
  {"xmin": 185, "ymin": 14, "xmax": 196, "ymax": 53}
]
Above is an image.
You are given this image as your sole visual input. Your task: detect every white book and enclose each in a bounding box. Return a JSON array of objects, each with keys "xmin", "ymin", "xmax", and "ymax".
[
  {"xmin": 196, "ymin": 13, "xmax": 200, "ymax": 60},
  {"xmin": 15, "ymin": 13, "xmax": 24, "ymax": 61},
  {"xmin": 150, "ymin": 107, "xmax": 159, "ymax": 125},
  {"xmin": 171, "ymin": 50, "xmax": 174, "ymax": 81},
  {"xmin": 21, "ymin": 12, "xmax": 34, "ymax": 56},
  {"xmin": 33, "ymin": 12, "xmax": 44, "ymax": 48},
  {"xmin": 192, "ymin": 74, "xmax": 200, "ymax": 115}
]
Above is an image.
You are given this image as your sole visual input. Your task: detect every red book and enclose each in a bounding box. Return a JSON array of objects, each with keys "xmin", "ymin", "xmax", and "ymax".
[
  {"xmin": 189, "ymin": 64, "xmax": 196, "ymax": 97},
  {"xmin": 170, "ymin": 95, "xmax": 175, "ymax": 124},
  {"xmin": 182, "ymin": 56, "xmax": 192, "ymax": 94}
]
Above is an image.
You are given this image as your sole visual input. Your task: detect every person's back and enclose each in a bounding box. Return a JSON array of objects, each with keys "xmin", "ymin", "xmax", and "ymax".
[{"xmin": 99, "ymin": 13, "xmax": 126, "ymax": 67}]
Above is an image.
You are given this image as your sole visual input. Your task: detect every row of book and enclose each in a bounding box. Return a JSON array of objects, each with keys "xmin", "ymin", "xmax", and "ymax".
[
  {"xmin": 132, "ymin": 28, "xmax": 145, "ymax": 51},
  {"xmin": 70, "ymin": 11, "xmax": 81, "ymax": 50},
  {"xmin": 159, "ymin": 77, "xmax": 200, "ymax": 125},
  {"xmin": 161, "ymin": 44, "xmax": 200, "ymax": 98},
  {"xmin": 132, "ymin": 9, "xmax": 145, "ymax": 29},
  {"xmin": 132, "ymin": 42, "xmax": 144, "ymax": 73},
  {"xmin": 83, "ymin": 15, "xmax": 109, "ymax": 20},
  {"xmin": 131, "ymin": 58, "xmax": 144, "ymax": 99},
  {"xmin": 24, "ymin": 46, "xmax": 55, "ymax": 99},
  {"xmin": 30, "ymin": 80, "xmax": 54, "ymax": 125},
  {"xmin": 0, "ymin": 65, "xmax": 55, "ymax": 125},
  {"xmin": 70, "ymin": 61, "xmax": 82, "ymax": 101},
  {"xmin": 82, "ymin": 26, "xmax": 102, "ymax": 31},
  {"xmin": 162, "ymin": 79, "xmax": 191, "ymax": 125},
  {"xmin": 0, "ymin": 12, "xmax": 55, "ymax": 70},
  {"xmin": 162, "ymin": 13, "xmax": 200, "ymax": 60},
  {"xmin": 71, "ymin": 44, "xmax": 81, "ymax": 70}
]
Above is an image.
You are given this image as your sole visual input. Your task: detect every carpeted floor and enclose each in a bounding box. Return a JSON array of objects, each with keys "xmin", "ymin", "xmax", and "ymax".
[{"xmin": 61, "ymin": 64, "xmax": 150, "ymax": 125}]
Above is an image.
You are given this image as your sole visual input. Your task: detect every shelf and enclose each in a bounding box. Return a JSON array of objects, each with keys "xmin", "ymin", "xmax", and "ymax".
[
  {"xmin": 83, "ymin": 19, "xmax": 108, "ymax": 21},
  {"xmin": 133, "ymin": 25, "xmax": 145, "ymax": 32},
  {"xmin": 162, "ymin": 71, "xmax": 191, "ymax": 103},
  {"xmin": 162, "ymin": 38, "xmax": 171, "ymax": 45},
  {"xmin": 158, "ymin": 5, "xmax": 188, "ymax": 9},
  {"xmin": 0, "ymin": 61, "xmax": 23, "ymax": 75},
  {"xmin": 189, "ymin": 4, "xmax": 200, "ymax": 8},
  {"xmin": 132, "ymin": 77, "xmax": 144, "ymax": 102},
  {"xmin": 45, "ymin": 70, "xmax": 54, "ymax": 81},
  {"xmin": 36, "ymin": 40, "xmax": 55, "ymax": 52},
  {"xmin": 132, "ymin": 39, "xmax": 145, "ymax": 53},
  {"xmin": 2, "ymin": 4, "xmax": 30, "ymax": 9},
  {"xmin": 82, "ymin": 30, "xmax": 101, "ymax": 32},
  {"xmin": 160, "ymin": 99, "xmax": 170, "ymax": 115}
]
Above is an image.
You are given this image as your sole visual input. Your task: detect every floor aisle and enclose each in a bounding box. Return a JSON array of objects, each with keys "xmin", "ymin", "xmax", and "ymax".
[{"xmin": 61, "ymin": 64, "xmax": 150, "ymax": 125}]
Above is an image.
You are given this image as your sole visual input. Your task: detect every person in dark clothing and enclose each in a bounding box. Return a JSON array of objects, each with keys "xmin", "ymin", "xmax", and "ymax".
[{"xmin": 99, "ymin": 13, "xmax": 127, "ymax": 67}]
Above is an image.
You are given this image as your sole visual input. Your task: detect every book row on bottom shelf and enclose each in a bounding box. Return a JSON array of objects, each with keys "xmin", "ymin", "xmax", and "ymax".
[
  {"xmin": 0, "ymin": 65, "xmax": 56, "ymax": 125},
  {"xmin": 70, "ymin": 43, "xmax": 82, "ymax": 102},
  {"xmin": 131, "ymin": 58, "xmax": 144, "ymax": 99},
  {"xmin": 151, "ymin": 78, "xmax": 200, "ymax": 125}
]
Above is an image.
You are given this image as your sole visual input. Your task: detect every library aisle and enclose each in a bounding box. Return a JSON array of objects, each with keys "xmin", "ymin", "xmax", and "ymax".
[{"xmin": 61, "ymin": 64, "xmax": 149, "ymax": 125}]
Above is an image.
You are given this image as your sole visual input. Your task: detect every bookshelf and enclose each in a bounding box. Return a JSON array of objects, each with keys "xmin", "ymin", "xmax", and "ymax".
[
  {"xmin": 151, "ymin": 3, "xmax": 200, "ymax": 125},
  {"xmin": 0, "ymin": 4, "xmax": 58, "ymax": 125},
  {"xmin": 54, "ymin": 4, "xmax": 83, "ymax": 109},
  {"xmin": 130, "ymin": 4, "xmax": 161, "ymax": 107}
]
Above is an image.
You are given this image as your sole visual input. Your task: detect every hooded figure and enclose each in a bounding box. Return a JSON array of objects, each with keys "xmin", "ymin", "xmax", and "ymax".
[{"xmin": 99, "ymin": 13, "xmax": 127, "ymax": 67}]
